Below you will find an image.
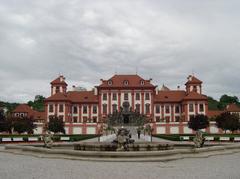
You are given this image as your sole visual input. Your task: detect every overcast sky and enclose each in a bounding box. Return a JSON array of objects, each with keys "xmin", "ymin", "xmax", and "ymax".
[{"xmin": 1, "ymin": 0, "xmax": 240, "ymax": 103}]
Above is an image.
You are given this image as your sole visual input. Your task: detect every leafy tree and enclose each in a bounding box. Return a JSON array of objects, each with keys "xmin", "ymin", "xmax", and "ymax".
[
  {"xmin": 12, "ymin": 117, "xmax": 37, "ymax": 134},
  {"xmin": 208, "ymin": 96, "xmax": 220, "ymax": 110},
  {"xmin": 47, "ymin": 116, "xmax": 65, "ymax": 134},
  {"xmin": 27, "ymin": 95, "xmax": 45, "ymax": 111},
  {"xmin": 188, "ymin": 114, "xmax": 209, "ymax": 131},
  {"xmin": 215, "ymin": 112, "xmax": 240, "ymax": 133},
  {"xmin": 0, "ymin": 110, "xmax": 12, "ymax": 133}
]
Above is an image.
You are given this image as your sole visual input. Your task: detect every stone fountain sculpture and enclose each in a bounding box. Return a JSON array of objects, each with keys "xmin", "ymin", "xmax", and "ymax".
[
  {"xmin": 112, "ymin": 128, "xmax": 135, "ymax": 151},
  {"xmin": 193, "ymin": 130, "xmax": 205, "ymax": 148},
  {"xmin": 42, "ymin": 131, "xmax": 53, "ymax": 148}
]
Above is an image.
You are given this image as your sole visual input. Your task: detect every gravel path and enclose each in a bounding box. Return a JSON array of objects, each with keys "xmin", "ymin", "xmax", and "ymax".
[{"xmin": 0, "ymin": 151, "xmax": 240, "ymax": 179}]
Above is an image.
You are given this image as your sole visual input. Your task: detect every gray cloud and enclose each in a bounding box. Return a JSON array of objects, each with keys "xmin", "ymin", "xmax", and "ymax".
[{"xmin": 0, "ymin": 0, "xmax": 240, "ymax": 102}]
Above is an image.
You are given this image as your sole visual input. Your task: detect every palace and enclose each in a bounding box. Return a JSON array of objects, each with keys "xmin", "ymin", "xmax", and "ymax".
[{"xmin": 43, "ymin": 74, "xmax": 217, "ymax": 135}]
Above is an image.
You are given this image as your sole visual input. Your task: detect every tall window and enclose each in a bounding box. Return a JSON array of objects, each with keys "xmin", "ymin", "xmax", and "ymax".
[
  {"xmin": 189, "ymin": 104, "xmax": 194, "ymax": 112},
  {"xmin": 112, "ymin": 93, "xmax": 117, "ymax": 101},
  {"xmin": 175, "ymin": 106, "xmax": 180, "ymax": 113},
  {"xmin": 103, "ymin": 93, "xmax": 107, "ymax": 101},
  {"xmin": 165, "ymin": 106, "xmax": 170, "ymax": 114},
  {"xmin": 199, "ymin": 104, "xmax": 204, "ymax": 112},
  {"xmin": 56, "ymin": 86, "xmax": 60, "ymax": 93},
  {"xmin": 49, "ymin": 104, "xmax": 53, "ymax": 112},
  {"xmin": 103, "ymin": 104, "xmax": 107, "ymax": 114},
  {"xmin": 112, "ymin": 104, "xmax": 117, "ymax": 112},
  {"xmin": 73, "ymin": 117, "xmax": 78, "ymax": 123},
  {"xmin": 83, "ymin": 105, "xmax": 88, "ymax": 114},
  {"xmin": 93, "ymin": 105, "xmax": 97, "ymax": 114},
  {"xmin": 156, "ymin": 105, "xmax": 160, "ymax": 114},
  {"xmin": 136, "ymin": 104, "xmax": 140, "ymax": 113},
  {"xmin": 136, "ymin": 93, "xmax": 140, "ymax": 100},
  {"xmin": 145, "ymin": 93, "xmax": 150, "ymax": 100},
  {"xmin": 124, "ymin": 93, "xmax": 128, "ymax": 100},
  {"xmin": 92, "ymin": 117, "xmax": 97, "ymax": 123},
  {"xmin": 145, "ymin": 104, "xmax": 150, "ymax": 114},
  {"xmin": 73, "ymin": 106, "xmax": 78, "ymax": 114}
]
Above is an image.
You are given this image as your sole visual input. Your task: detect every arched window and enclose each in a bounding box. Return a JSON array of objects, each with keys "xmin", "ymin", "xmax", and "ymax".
[
  {"xmin": 140, "ymin": 80, "xmax": 145, "ymax": 85},
  {"xmin": 145, "ymin": 103, "xmax": 150, "ymax": 114}
]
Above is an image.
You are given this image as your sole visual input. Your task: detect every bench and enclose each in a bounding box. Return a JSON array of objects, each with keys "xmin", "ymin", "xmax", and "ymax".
[
  {"xmin": 2, "ymin": 138, "xmax": 12, "ymax": 142},
  {"xmin": 180, "ymin": 136, "xmax": 190, "ymax": 141},
  {"xmin": 12, "ymin": 138, "xmax": 23, "ymax": 142},
  {"xmin": 220, "ymin": 137, "xmax": 230, "ymax": 141},
  {"xmin": 28, "ymin": 137, "xmax": 39, "ymax": 141},
  {"xmin": 234, "ymin": 137, "xmax": 240, "ymax": 142},
  {"xmin": 60, "ymin": 137, "xmax": 70, "ymax": 141},
  {"xmin": 205, "ymin": 136, "xmax": 214, "ymax": 141}
]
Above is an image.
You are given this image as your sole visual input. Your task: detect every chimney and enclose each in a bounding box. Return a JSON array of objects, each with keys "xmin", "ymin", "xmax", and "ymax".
[
  {"xmin": 94, "ymin": 87, "xmax": 98, "ymax": 95},
  {"xmin": 177, "ymin": 86, "xmax": 180, "ymax": 90}
]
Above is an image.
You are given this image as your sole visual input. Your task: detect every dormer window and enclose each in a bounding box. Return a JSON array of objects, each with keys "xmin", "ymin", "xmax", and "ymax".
[
  {"xmin": 140, "ymin": 80, "xmax": 145, "ymax": 85},
  {"xmin": 108, "ymin": 80, "xmax": 113, "ymax": 86},
  {"xmin": 123, "ymin": 80, "xmax": 129, "ymax": 86}
]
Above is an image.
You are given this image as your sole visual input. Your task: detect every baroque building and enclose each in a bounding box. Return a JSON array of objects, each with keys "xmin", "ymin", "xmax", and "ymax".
[{"xmin": 44, "ymin": 74, "xmax": 211, "ymax": 135}]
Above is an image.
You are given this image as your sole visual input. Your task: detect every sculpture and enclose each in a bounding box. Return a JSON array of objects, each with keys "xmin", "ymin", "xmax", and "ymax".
[
  {"xmin": 42, "ymin": 131, "xmax": 53, "ymax": 148},
  {"xmin": 193, "ymin": 130, "xmax": 205, "ymax": 148},
  {"xmin": 112, "ymin": 128, "xmax": 135, "ymax": 151}
]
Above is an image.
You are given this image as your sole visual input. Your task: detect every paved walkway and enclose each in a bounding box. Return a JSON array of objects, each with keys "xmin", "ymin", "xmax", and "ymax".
[{"xmin": 0, "ymin": 151, "xmax": 240, "ymax": 179}]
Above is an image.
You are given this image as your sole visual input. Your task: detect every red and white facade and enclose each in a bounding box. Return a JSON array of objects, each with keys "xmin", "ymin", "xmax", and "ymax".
[{"xmin": 43, "ymin": 74, "xmax": 220, "ymax": 135}]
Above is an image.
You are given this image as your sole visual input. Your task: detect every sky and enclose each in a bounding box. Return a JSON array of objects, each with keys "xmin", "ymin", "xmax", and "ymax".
[{"xmin": 1, "ymin": 0, "xmax": 240, "ymax": 103}]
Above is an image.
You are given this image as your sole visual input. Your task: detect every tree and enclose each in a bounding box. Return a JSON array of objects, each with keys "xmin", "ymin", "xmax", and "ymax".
[
  {"xmin": 27, "ymin": 95, "xmax": 45, "ymax": 111},
  {"xmin": 188, "ymin": 114, "xmax": 209, "ymax": 131},
  {"xmin": 0, "ymin": 110, "xmax": 12, "ymax": 133},
  {"xmin": 12, "ymin": 117, "xmax": 37, "ymax": 134},
  {"xmin": 47, "ymin": 116, "xmax": 65, "ymax": 134},
  {"xmin": 215, "ymin": 112, "xmax": 240, "ymax": 133}
]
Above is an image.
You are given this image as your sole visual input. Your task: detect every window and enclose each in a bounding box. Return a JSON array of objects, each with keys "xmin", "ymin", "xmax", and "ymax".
[
  {"xmin": 112, "ymin": 93, "xmax": 117, "ymax": 101},
  {"xmin": 83, "ymin": 117, "xmax": 88, "ymax": 123},
  {"xmin": 156, "ymin": 116, "xmax": 161, "ymax": 122},
  {"xmin": 124, "ymin": 93, "xmax": 128, "ymax": 100},
  {"xmin": 165, "ymin": 106, "xmax": 170, "ymax": 114},
  {"xmin": 73, "ymin": 117, "xmax": 78, "ymax": 123},
  {"xmin": 123, "ymin": 80, "xmax": 129, "ymax": 86},
  {"xmin": 189, "ymin": 104, "xmax": 194, "ymax": 112},
  {"xmin": 59, "ymin": 115, "xmax": 64, "ymax": 120},
  {"xmin": 156, "ymin": 105, "xmax": 160, "ymax": 114},
  {"xmin": 59, "ymin": 104, "xmax": 64, "ymax": 113},
  {"xmin": 108, "ymin": 80, "xmax": 112, "ymax": 86},
  {"xmin": 92, "ymin": 117, "xmax": 97, "ymax": 123},
  {"xmin": 199, "ymin": 104, "xmax": 204, "ymax": 112},
  {"xmin": 56, "ymin": 86, "xmax": 60, "ymax": 93},
  {"xmin": 145, "ymin": 93, "xmax": 150, "ymax": 100},
  {"xmin": 112, "ymin": 104, "xmax": 117, "ymax": 112},
  {"xmin": 140, "ymin": 80, "xmax": 145, "ymax": 85},
  {"xmin": 49, "ymin": 105, "xmax": 53, "ymax": 113},
  {"xmin": 93, "ymin": 105, "xmax": 97, "ymax": 114},
  {"xmin": 145, "ymin": 104, "xmax": 150, "ymax": 114},
  {"xmin": 103, "ymin": 93, "xmax": 107, "ymax": 101},
  {"xmin": 83, "ymin": 105, "xmax": 88, "ymax": 114},
  {"xmin": 103, "ymin": 104, "xmax": 107, "ymax": 114},
  {"xmin": 136, "ymin": 93, "xmax": 140, "ymax": 100},
  {"xmin": 73, "ymin": 106, "xmax": 78, "ymax": 114},
  {"xmin": 135, "ymin": 104, "xmax": 140, "ymax": 113},
  {"xmin": 193, "ymin": 86, "xmax": 197, "ymax": 92},
  {"xmin": 175, "ymin": 106, "xmax": 180, "ymax": 113},
  {"xmin": 175, "ymin": 116, "xmax": 180, "ymax": 122},
  {"xmin": 165, "ymin": 116, "xmax": 170, "ymax": 123}
]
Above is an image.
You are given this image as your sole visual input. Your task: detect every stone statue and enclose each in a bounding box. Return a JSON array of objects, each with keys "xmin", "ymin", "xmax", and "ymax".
[
  {"xmin": 193, "ymin": 130, "xmax": 205, "ymax": 148},
  {"xmin": 113, "ymin": 128, "xmax": 135, "ymax": 151},
  {"xmin": 42, "ymin": 131, "xmax": 53, "ymax": 148}
]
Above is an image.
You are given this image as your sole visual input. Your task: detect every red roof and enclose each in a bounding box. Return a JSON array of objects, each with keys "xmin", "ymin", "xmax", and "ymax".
[
  {"xmin": 185, "ymin": 75, "xmax": 202, "ymax": 85},
  {"xmin": 154, "ymin": 90, "xmax": 186, "ymax": 103},
  {"xmin": 13, "ymin": 104, "xmax": 35, "ymax": 116},
  {"xmin": 67, "ymin": 91, "xmax": 98, "ymax": 103},
  {"xmin": 207, "ymin": 110, "xmax": 223, "ymax": 118},
  {"xmin": 98, "ymin": 74, "xmax": 155, "ymax": 88},
  {"xmin": 51, "ymin": 76, "xmax": 68, "ymax": 86},
  {"xmin": 225, "ymin": 103, "xmax": 240, "ymax": 112},
  {"xmin": 45, "ymin": 91, "xmax": 98, "ymax": 103},
  {"xmin": 183, "ymin": 91, "xmax": 207, "ymax": 101}
]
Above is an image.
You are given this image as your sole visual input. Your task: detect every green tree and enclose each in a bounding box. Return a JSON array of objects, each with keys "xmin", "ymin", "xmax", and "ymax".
[
  {"xmin": 12, "ymin": 117, "xmax": 36, "ymax": 134},
  {"xmin": 27, "ymin": 95, "xmax": 45, "ymax": 111},
  {"xmin": 47, "ymin": 116, "xmax": 65, "ymax": 134},
  {"xmin": 188, "ymin": 114, "xmax": 209, "ymax": 131},
  {"xmin": 218, "ymin": 95, "xmax": 240, "ymax": 109},
  {"xmin": 215, "ymin": 112, "xmax": 240, "ymax": 133}
]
